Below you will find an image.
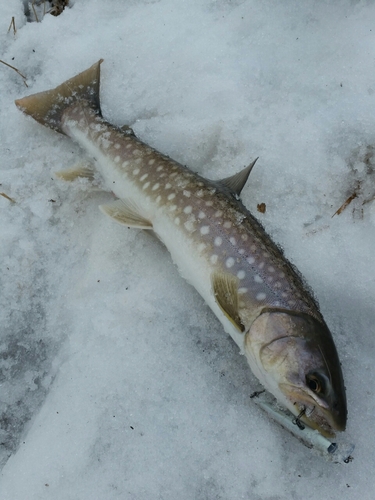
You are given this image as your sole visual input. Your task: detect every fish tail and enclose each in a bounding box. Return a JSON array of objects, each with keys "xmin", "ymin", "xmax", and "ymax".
[{"xmin": 15, "ymin": 59, "xmax": 103, "ymax": 134}]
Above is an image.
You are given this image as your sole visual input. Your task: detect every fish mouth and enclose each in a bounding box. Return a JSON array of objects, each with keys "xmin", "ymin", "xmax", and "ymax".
[
  {"xmin": 280, "ymin": 384, "xmax": 344, "ymax": 438},
  {"xmin": 298, "ymin": 406, "xmax": 336, "ymax": 438}
]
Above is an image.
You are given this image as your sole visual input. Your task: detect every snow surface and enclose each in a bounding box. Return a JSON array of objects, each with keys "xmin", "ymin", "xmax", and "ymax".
[{"xmin": 1, "ymin": 0, "xmax": 375, "ymax": 498}]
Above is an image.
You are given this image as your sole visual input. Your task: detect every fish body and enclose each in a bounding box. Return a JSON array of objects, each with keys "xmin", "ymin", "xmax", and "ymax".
[{"xmin": 15, "ymin": 60, "xmax": 347, "ymax": 438}]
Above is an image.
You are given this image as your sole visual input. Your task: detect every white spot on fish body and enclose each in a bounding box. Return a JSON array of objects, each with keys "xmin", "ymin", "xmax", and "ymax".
[
  {"xmin": 256, "ymin": 293, "xmax": 267, "ymax": 301},
  {"xmin": 229, "ymin": 237, "xmax": 236, "ymax": 246},
  {"xmin": 135, "ymin": 158, "xmax": 142, "ymax": 164},
  {"xmin": 268, "ymin": 266, "xmax": 275, "ymax": 273},
  {"xmin": 198, "ymin": 243, "xmax": 206, "ymax": 252},
  {"xmin": 241, "ymin": 234, "xmax": 248, "ymax": 241},
  {"xmin": 223, "ymin": 221, "xmax": 232, "ymax": 228},
  {"xmin": 133, "ymin": 168, "xmax": 140, "ymax": 175},
  {"xmin": 258, "ymin": 262, "xmax": 265, "ymax": 269},
  {"xmin": 157, "ymin": 166, "xmax": 164, "ymax": 172},
  {"xmin": 165, "ymin": 183, "xmax": 172, "ymax": 190},
  {"xmin": 114, "ymin": 143, "xmax": 121, "ymax": 149},
  {"xmin": 148, "ymin": 159, "xmax": 155, "ymax": 165},
  {"xmin": 185, "ymin": 220, "xmax": 195, "ymax": 232},
  {"xmin": 140, "ymin": 173, "xmax": 148, "ymax": 181},
  {"xmin": 226, "ymin": 257, "xmax": 235, "ymax": 268},
  {"xmin": 114, "ymin": 156, "xmax": 120, "ymax": 163},
  {"xmin": 198, "ymin": 211, "xmax": 206, "ymax": 219},
  {"xmin": 238, "ymin": 287, "xmax": 248, "ymax": 294},
  {"xmin": 122, "ymin": 161, "xmax": 129, "ymax": 168},
  {"xmin": 215, "ymin": 210, "xmax": 223, "ymax": 218},
  {"xmin": 254, "ymin": 275, "xmax": 263, "ymax": 283},
  {"xmin": 239, "ymin": 249, "xmax": 245, "ymax": 255},
  {"xmin": 156, "ymin": 196, "xmax": 161, "ymax": 203},
  {"xmin": 214, "ymin": 237, "xmax": 222, "ymax": 247},
  {"xmin": 183, "ymin": 190, "xmax": 191, "ymax": 197},
  {"xmin": 174, "ymin": 217, "xmax": 180, "ymax": 225},
  {"xmin": 200, "ymin": 226, "xmax": 210, "ymax": 235},
  {"xmin": 152, "ymin": 183, "xmax": 160, "ymax": 191},
  {"xmin": 205, "ymin": 201, "xmax": 213, "ymax": 206},
  {"xmin": 210, "ymin": 254, "xmax": 218, "ymax": 264},
  {"xmin": 133, "ymin": 149, "xmax": 141, "ymax": 156},
  {"xmin": 126, "ymin": 144, "xmax": 132, "ymax": 149},
  {"xmin": 184, "ymin": 206, "xmax": 193, "ymax": 214},
  {"xmin": 169, "ymin": 205, "xmax": 177, "ymax": 212},
  {"xmin": 247, "ymin": 256, "xmax": 255, "ymax": 264},
  {"xmin": 168, "ymin": 193, "xmax": 176, "ymax": 201},
  {"xmin": 143, "ymin": 182, "xmax": 150, "ymax": 190},
  {"xmin": 237, "ymin": 270, "xmax": 246, "ymax": 280},
  {"xmin": 250, "ymin": 245, "xmax": 257, "ymax": 252}
]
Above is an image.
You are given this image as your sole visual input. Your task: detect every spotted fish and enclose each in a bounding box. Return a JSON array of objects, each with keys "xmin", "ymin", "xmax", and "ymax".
[{"xmin": 15, "ymin": 60, "xmax": 347, "ymax": 439}]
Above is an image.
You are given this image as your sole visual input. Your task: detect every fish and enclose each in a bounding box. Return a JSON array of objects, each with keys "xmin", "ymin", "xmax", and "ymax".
[{"xmin": 15, "ymin": 59, "xmax": 347, "ymax": 441}]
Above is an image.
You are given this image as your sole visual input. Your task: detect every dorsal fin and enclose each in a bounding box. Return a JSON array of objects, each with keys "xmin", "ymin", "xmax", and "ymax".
[
  {"xmin": 218, "ymin": 158, "xmax": 258, "ymax": 198},
  {"xmin": 120, "ymin": 125, "xmax": 135, "ymax": 136},
  {"xmin": 211, "ymin": 271, "xmax": 245, "ymax": 332}
]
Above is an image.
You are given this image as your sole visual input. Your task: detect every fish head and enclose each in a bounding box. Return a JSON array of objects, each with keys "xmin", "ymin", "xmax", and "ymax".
[{"xmin": 245, "ymin": 310, "xmax": 347, "ymax": 437}]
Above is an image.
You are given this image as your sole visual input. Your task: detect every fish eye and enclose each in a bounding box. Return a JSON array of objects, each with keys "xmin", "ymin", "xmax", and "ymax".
[{"xmin": 306, "ymin": 373, "xmax": 324, "ymax": 394}]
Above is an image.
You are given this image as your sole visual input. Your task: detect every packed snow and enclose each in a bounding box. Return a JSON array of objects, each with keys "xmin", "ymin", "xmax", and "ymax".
[{"xmin": 1, "ymin": 0, "xmax": 375, "ymax": 498}]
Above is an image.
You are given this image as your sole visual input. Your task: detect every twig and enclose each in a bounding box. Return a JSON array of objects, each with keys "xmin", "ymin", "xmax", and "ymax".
[
  {"xmin": 0, "ymin": 59, "xmax": 28, "ymax": 87},
  {"xmin": 7, "ymin": 17, "xmax": 16, "ymax": 35}
]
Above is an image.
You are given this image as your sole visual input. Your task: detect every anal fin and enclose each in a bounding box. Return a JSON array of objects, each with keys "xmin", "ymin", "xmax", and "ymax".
[
  {"xmin": 55, "ymin": 162, "xmax": 95, "ymax": 181},
  {"xmin": 211, "ymin": 271, "xmax": 245, "ymax": 332},
  {"xmin": 99, "ymin": 199, "xmax": 153, "ymax": 229}
]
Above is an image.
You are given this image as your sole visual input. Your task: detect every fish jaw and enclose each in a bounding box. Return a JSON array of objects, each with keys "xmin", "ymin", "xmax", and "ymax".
[{"xmin": 244, "ymin": 310, "xmax": 347, "ymax": 436}]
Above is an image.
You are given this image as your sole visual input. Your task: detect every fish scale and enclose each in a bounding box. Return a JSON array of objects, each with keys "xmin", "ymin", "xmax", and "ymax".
[{"xmin": 15, "ymin": 60, "xmax": 347, "ymax": 441}]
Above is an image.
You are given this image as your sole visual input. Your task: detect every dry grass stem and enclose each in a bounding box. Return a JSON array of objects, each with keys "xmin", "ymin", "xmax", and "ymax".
[
  {"xmin": 7, "ymin": 17, "xmax": 16, "ymax": 35},
  {"xmin": 332, "ymin": 192, "xmax": 357, "ymax": 218},
  {"xmin": 0, "ymin": 193, "xmax": 16, "ymax": 203},
  {"xmin": 0, "ymin": 59, "xmax": 28, "ymax": 87}
]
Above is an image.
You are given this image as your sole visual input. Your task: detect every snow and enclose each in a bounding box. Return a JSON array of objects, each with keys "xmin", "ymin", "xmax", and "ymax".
[{"xmin": 1, "ymin": 0, "xmax": 375, "ymax": 497}]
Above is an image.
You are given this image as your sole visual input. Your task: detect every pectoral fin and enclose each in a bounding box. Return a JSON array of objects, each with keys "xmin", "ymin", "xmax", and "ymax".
[
  {"xmin": 55, "ymin": 163, "xmax": 95, "ymax": 181},
  {"xmin": 211, "ymin": 271, "xmax": 245, "ymax": 332},
  {"xmin": 99, "ymin": 199, "xmax": 153, "ymax": 229}
]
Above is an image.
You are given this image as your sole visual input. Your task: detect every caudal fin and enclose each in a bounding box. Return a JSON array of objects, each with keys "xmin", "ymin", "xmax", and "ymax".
[{"xmin": 15, "ymin": 59, "xmax": 103, "ymax": 134}]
